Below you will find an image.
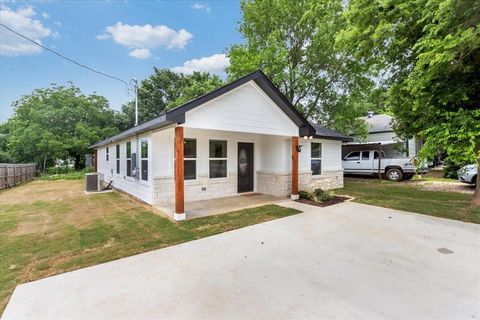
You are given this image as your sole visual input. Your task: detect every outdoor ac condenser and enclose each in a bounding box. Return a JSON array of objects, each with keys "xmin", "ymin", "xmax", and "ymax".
[{"xmin": 85, "ymin": 172, "xmax": 104, "ymax": 192}]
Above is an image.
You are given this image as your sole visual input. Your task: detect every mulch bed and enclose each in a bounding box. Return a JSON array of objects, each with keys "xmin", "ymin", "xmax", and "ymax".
[{"xmin": 295, "ymin": 196, "xmax": 349, "ymax": 207}]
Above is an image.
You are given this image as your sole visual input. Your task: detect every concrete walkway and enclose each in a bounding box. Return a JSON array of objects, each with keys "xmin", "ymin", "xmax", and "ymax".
[
  {"xmin": 3, "ymin": 202, "xmax": 480, "ymax": 320},
  {"xmin": 156, "ymin": 193, "xmax": 285, "ymax": 219}
]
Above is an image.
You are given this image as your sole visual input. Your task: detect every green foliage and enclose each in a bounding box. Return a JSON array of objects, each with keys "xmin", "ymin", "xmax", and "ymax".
[
  {"xmin": 314, "ymin": 188, "xmax": 333, "ymax": 202},
  {"xmin": 2, "ymin": 84, "xmax": 121, "ymax": 169},
  {"xmin": 299, "ymin": 190, "xmax": 315, "ymax": 201},
  {"xmin": 119, "ymin": 69, "xmax": 224, "ymax": 129},
  {"xmin": 342, "ymin": 0, "xmax": 480, "ymax": 166},
  {"xmin": 227, "ymin": 0, "xmax": 378, "ymax": 136},
  {"xmin": 37, "ymin": 168, "xmax": 92, "ymax": 180}
]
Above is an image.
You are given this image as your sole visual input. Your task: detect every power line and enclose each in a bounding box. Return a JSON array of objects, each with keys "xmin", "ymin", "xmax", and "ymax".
[{"xmin": 0, "ymin": 23, "xmax": 129, "ymax": 86}]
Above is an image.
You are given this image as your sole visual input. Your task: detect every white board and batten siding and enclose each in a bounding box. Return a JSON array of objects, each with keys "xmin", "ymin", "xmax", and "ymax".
[
  {"xmin": 185, "ymin": 81, "xmax": 299, "ymax": 137},
  {"xmin": 96, "ymin": 134, "xmax": 153, "ymax": 204},
  {"xmin": 299, "ymin": 138, "xmax": 343, "ymax": 173}
]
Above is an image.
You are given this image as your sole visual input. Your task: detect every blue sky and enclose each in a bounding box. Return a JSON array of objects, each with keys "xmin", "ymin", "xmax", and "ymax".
[{"xmin": 0, "ymin": 1, "xmax": 242, "ymax": 123}]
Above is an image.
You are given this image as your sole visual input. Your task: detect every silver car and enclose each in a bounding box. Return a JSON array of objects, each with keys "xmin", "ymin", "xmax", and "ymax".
[{"xmin": 458, "ymin": 164, "xmax": 477, "ymax": 186}]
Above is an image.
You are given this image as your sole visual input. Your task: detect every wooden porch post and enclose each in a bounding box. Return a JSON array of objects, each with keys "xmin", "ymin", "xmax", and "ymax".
[
  {"xmin": 174, "ymin": 126, "xmax": 185, "ymax": 220},
  {"xmin": 291, "ymin": 136, "xmax": 299, "ymax": 200}
]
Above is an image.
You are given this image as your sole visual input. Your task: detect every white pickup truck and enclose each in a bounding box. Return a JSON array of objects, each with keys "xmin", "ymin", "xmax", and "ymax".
[{"xmin": 342, "ymin": 150, "xmax": 427, "ymax": 181}]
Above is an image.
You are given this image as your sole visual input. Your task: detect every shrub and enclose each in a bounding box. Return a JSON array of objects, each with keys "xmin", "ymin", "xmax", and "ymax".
[
  {"xmin": 443, "ymin": 160, "xmax": 466, "ymax": 179},
  {"xmin": 47, "ymin": 166, "xmax": 75, "ymax": 175},
  {"xmin": 298, "ymin": 190, "xmax": 315, "ymax": 201},
  {"xmin": 313, "ymin": 188, "xmax": 333, "ymax": 202},
  {"xmin": 317, "ymin": 192, "xmax": 333, "ymax": 202}
]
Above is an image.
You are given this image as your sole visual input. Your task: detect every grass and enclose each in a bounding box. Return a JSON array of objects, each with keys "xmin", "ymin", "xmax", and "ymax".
[
  {"xmin": 339, "ymin": 179, "xmax": 480, "ymax": 224},
  {"xmin": 0, "ymin": 180, "xmax": 300, "ymax": 314}
]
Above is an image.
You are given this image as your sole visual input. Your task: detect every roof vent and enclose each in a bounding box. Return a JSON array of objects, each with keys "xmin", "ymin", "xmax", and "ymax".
[{"xmin": 367, "ymin": 111, "xmax": 374, "ymax": 118}]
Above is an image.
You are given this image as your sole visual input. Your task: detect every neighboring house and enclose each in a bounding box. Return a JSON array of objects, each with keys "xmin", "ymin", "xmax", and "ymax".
[
  {"xmin": 344, "ymin": 112, "xmax": 422, "ymax": 159},
  {"xmin": 91, "ymin": 70, "xmax": 352, "ymax": 220}
]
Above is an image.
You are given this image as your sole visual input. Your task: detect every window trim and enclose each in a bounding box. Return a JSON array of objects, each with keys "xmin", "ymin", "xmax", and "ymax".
[
  {"xmin": 208, "ymin": 139, "xmax": 228, "ymax": 179},
  {"xmin": 126, "ymin": 141, "xmax": 132, "ymax": 177},
  {"xmin": 115, "ymin": 144, "xmax": 120, "ymax": 174},
  {"xmin": 183, "ymin": 138, "xmax": 197, "ymax": 180},
  {"xmin": 140, "ymin": 138, "xmax": 148, "ymax": 181},
  {"xmin": 311, "ymin": 142, "xmax": 322, "ymax": 176}
]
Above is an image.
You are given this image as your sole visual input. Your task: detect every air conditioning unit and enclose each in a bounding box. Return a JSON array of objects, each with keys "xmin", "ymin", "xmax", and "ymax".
[{"xmin": 85, "ymin": 172, "xmax": 104, "ymax": 192}]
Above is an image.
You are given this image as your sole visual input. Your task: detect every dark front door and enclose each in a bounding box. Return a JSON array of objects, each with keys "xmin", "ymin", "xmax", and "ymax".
[{"xmin": 238, "ymin": 142, "xmax": 254, "ymax": 193}]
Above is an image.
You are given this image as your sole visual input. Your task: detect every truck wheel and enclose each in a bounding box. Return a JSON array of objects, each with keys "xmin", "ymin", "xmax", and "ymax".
[{"xmin": 386, "ymin": 168, "xmax": 403, "ymax": 182}]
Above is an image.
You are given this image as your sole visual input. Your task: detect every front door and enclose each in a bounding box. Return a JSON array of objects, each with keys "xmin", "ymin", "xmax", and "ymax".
[{"xmin": 237, "ymin": 142, "xmax": 254, "ymax": 193}]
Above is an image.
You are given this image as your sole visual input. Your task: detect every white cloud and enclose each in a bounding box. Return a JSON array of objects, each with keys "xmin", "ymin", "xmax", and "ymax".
[
  {"xmin": 191, "ymin": 2, "xmax": 211, "ymax": 14},
  {"xmin": 128, "ymin": 48, "xmax": 151, "ymax": 59},
  {"xmin": 98, "ymin": 22, "xmax": 193, "ymax": 58},
  {"xmin": 41, "ymin": 12, "xmax": 50, "ymax": 19},
  {"xmin": 171, "ymin": 53, "xmax": 229, "ymax": 75},
  {"xmin": 0, "ymin": 6, "xmax": 52, "ymax": 56}
]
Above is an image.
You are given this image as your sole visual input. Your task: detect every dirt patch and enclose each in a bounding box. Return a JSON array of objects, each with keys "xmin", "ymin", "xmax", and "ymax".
[
  {"xmin": 407, "ymin": 180, "xmax": 475, "ymax": 194},
  {"xmin": 296, "ymin": 196, "xmax": 349, "ymax": 207}
]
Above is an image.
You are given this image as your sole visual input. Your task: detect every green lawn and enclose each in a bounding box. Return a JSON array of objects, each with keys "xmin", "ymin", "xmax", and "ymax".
[
  {"xmin": 339, "ymin": 179, "xmax": 480, "ymax": 223},
  {"xmin": 0, "ymin": 180, "xmax": 300, "ymax": 313}
]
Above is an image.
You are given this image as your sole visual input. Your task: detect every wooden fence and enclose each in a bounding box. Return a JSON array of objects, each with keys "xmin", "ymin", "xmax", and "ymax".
[{"xmin": 0, "ymin": 163, "xmax": 36, "ymax": 190}]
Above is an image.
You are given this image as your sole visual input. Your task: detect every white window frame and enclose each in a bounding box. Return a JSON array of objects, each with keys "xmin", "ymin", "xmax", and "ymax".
[
  {"xmin": 184, "ymin": 138, "xmax": 197, "ymax": 180},
  {"xmin": 140, "ymin": 138, "xmax": 148, "ymax": 181},
  {"xmin": 126, "ymin": 141, "xmax": 132, "ymax": 177},
  {"xmin": 115, "ymin": 144, "xmax": 120, "ymax": 175},
  {"xmin": 311, "ymin": 142, "xmax": 322, "ymax": 176},
  {"xmin": 209, "ymin": 139, "xmax": 228, "ymax": 179}
]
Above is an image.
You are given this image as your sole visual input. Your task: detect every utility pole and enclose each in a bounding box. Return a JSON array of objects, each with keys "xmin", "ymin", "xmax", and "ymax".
[{"xmin": 132, "ymin": 78, "xmax": 139, "ymax": 126}]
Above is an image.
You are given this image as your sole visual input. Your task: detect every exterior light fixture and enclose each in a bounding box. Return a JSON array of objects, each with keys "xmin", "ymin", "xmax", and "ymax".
[
  {"xmin": 309, "ymin": 136, "xmax": 313, "ymax": 140},
  {"xmin": 303, "ymin": 136, "xmax": 308, "ymax": 140},
  {"xmin": 296, "ymin": 145, "xmax": 303, "ymax": 152}
]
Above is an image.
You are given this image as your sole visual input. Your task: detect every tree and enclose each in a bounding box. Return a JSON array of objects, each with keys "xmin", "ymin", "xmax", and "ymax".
[
  {"xmin": 341, "ymin": 0, "xmax": 480, "ymax": 205},
  {"xmin": 3, "ymin": 84, "xmax": 120, "ymax": 170},
  {"xmin": 119, "ymin": 69, "xmax": 224, "ymax": 129},
  {"xmin": 226, "ymin": 0, "xmax": 379, "ymax": 136}
]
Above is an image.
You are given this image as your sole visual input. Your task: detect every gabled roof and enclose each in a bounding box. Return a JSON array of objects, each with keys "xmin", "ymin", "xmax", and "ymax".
[
  {"xmin": 91, "ymin": 70, "xmax": 350, "ymax": 148},
  {"xmin": 362, "ymin": 114, "xmax": 394, "ymax": 133},
  {"xmin": 310, "ymin": 123, "xmax": 354, "ymax": 142}
]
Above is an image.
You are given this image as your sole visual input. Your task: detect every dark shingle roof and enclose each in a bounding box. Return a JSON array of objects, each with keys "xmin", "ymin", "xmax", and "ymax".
[
  {"xmin": 91, "ymin": 70, "xmax": 351, "ymax": 148},
  {"xmin": 310, "ymin": 122, "xmax": 354, "ymax": 142},
  {"xmin": 362, "ymin": 114, "xmax": 394, "ymax": 133}
]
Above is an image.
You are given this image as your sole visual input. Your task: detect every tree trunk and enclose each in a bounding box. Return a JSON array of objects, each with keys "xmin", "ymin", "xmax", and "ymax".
[{"xmin": 472, "ymin": 155, "xmax": 480, "ymax": 207}]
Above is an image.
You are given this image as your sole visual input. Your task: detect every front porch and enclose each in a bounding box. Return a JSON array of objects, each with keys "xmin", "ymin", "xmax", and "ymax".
[{"xmin": 156, "ymin": 193, "xmax": 286, "ymax": 220}]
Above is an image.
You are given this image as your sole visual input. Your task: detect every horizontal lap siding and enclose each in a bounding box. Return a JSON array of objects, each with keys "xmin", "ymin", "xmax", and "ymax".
[{"xmin": 97, "ymin": 135, "xmax": 153, "ymax": 204}]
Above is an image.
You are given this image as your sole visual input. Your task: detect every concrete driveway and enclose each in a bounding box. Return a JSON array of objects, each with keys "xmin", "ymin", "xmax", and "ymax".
[{"xmin": 3, "ymin": 202, "xmax": 480, "ymax": 320}]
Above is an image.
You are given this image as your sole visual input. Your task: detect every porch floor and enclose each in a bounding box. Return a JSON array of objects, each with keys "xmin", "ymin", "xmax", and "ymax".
[{"xmin": 155, "ymin": 193, "xmax": 287, "ymax": 220}]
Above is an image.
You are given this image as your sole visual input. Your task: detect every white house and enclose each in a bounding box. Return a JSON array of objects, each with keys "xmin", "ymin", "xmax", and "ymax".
[
  {"xmin": 343, "ymin": 112, "xmax": 422, "ymax": 159},
  {"xmin": 91, "ymin": 71, "xmax": 353, "ymax": 220}
]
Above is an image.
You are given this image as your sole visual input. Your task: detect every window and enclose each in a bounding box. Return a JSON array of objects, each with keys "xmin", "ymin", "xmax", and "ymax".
[
  {"xmin": 345, "ymin": 151, "xmax": 360, "ymax": 161},
  {"xmin": 141, "ymin": 138, "xmax": 148, "ymax": 181},
  {"xmin": 184, "ymin": 139, "xmax": 196, "ymax": 180},
  {"xmin": 311, "ymin": 142, "xmax": 322, "ymax": 175},
  {"xmin": 209, "ymin": 140, "xmax": 227, "ymax": 178},
  {"xmin": 373, "ymin": 150, "xmax": 386, "ymax": 159},
  {"xmin": 116, "ymin": 145, "xmax": 120, "ymax": 174},
  {"xmin": 106, "ymin": 147, "xmax": 109, "ymax": 161},
  {"xmin": 126, "ymin": 141, "xmax": 132, "ymax": 177},
  {"xmin": 361, "ymin": 151, "xmax": 370, "ymax": 160}
]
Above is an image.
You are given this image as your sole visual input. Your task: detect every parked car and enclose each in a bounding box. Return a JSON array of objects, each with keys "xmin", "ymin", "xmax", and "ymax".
[
  {"xmin": 457, "ymin": 164, "xmax": 477, "ymax": 186},
  {"xmin": 342, "ymin": 150, "xmax": 428, "ymax": 181}
]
